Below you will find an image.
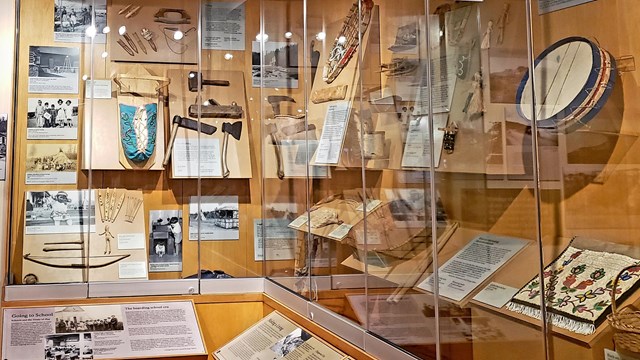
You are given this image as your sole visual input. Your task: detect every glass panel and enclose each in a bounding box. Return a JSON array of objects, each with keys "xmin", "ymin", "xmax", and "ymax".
[
  {"xmin": 262, "ymin": 0, "xmax": 373, "ymax": 306},
  {"xmin": 534, "ymin": 1, "xmax": 637, "ymax": 359},
  {"xmin": 428, "ymin": 1, "xmax": 552, "ymax": 359},
  {"xmin": 362, "ymin": 0, "xmax": 443, "ymax": 358},
  {"xmin": 11, "ymin": 0, "xmax": 97, "ymax": 286},
  {"xmin": 196, "ymin": 0, "xmax": 258, "ymax": 280},
  {"xmin": 357, "ymin": 0, "xmax": 549, "ymax": 358},
  {"xmin": 428, "ymin": 1, "xmax": 546, "ymax": 359},
  {"xmin": 304, "ymin": 0, "xmax": 370, "ymax": 304},
  {"xmin": 9, "ymin": 0, "xmax": 265, "ymax": 292},
  {"xmin": 85, "ymin": 0, "xmax": 198, "ymax": 286},
  {"xmin": 259, "ymin": 0, "xmax": 311, "ymax": 291}
]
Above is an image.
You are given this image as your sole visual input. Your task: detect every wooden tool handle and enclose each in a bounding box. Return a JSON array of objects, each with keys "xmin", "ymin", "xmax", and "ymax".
[
  {"xmin": 222, "ymin": 133, "xmax": 230, "ymax": 178},
  {"xmin": 271, "ymin": 133, "xmax": 284, "ymax": 180},
  {"xmin": 163, "ymin": 122, "xmax": 181, "ymax": 166},
  {"xmin": 203, "ymin": 79, "xmax": 231, "ymax": 87}
]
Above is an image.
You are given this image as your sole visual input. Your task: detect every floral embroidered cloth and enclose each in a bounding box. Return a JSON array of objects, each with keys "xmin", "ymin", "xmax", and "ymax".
[{"xmin": 507, "ymin": 242, "xmax": 640, "ymax": 335}]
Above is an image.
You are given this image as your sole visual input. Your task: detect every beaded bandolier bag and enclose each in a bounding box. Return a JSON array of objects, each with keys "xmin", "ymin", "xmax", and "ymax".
[{"xmin": 113, "ymin": 66, "xmax": 170, "ymax": 169}]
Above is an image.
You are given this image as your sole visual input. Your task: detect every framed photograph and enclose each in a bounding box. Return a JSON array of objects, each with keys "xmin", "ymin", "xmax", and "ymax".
[
  {"xmin": 27, "ymin": 98, "xmax": 78, "ymax": 139},
  {"xmin": 148, "ymin": 209, "xmax": 183, "ymax": 272},
  {"xmin": 252, "ymin": 41, "xmax": 299, "ymax": 88},
  {"xmin": 489, "ymin": 62, "xmax": 528, "ymax": 104},
  {"xmin": 25, "ymin": 143, "xmax": 78, "ymax": 184},
  {"xmin": 54, "ymin": 0, "xmax": 107, "ymax": 43},
  {"xmin": 24, "ymin": 190, "xmax": 95, "ymax": 234},
  {"xmin": 189, "ymin": 196, "xmax": 239, "ymax": 240},
  {"xmin": 28, "ymin": 46, "xmax": 80, "ymax": 94}
]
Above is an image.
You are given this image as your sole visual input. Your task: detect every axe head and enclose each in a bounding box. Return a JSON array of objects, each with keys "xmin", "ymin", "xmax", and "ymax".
[
  {"xmin": 172, "ymin": 115, "xmax": 217, "ymax": 135},
  {"xmin": 188, "ymin": 71, "xmax": 201, "ymax": 92},
  {"xmin": 267, "ymin": 95, "xmax": 296, "ymax": 115},
  {"xmin": 222, "ymin": 121, "xmax": 243, "ymax": 140}
]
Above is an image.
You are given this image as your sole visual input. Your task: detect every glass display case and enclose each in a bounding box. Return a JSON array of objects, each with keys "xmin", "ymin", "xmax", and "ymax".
[{"xmin": 4, "ymin": 0, "xmax": 640, "ymax": 359}]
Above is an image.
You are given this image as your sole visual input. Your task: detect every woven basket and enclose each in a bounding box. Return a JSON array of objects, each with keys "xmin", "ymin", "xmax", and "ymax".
[{"xmin": 607, "ymin": 264, "xmax": 640, "ymax": 354}]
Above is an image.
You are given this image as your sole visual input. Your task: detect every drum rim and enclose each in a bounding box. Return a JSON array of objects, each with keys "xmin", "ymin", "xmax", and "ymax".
[
  {"xmin": 555, "ymin": 52, "xmax": 617, "ymax": 133},
  {"xmin": 516, "ymin": 36, "xmax": 603, "ymax": 125},
  {"xmin": 540, "ymin": 47, "xmax": 611, "ymax": 130}
]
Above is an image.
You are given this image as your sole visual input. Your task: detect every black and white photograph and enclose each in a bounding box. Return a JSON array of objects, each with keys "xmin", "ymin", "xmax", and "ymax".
[
  {"xmin": 25, "ymin": 190, "xmax": 95, "ymax": 234},
  {"xmin": 489, "ymin": 64, "xmax": 528, "ymax": 104},
  {"xmin": 45, "ymin": 333, "xmax": 93, "ymax": 360},
  {"xmin": 252, "ymin": 41, "xmax": 299, "ymax": 88},
  {"xmin": 54, "ymin": 304, "xmax": 124, "ymax": 334},
  {"xmin": 26, "ymin": 143, "xmax": 78, "ymax": 184},
  {"xmin": 0, "ymin": 113, "xmax": 7, "ymax": 181},
  {"xmin": 270, "ymin": 328, "xmax": 311, "ymax": 357},
  {"xmin": 28, "ymin": 46, "xmax": 80, "ymax": 94},
  {"xmin": 149, "ymin": 209, "xmax": 183, "ymax": 272},
  {"xmin": 54, "ymin": 0, "xmax": 107, "ymax": 43},
  {"xmin": 189, "ymin": 196, "xmax": 239, "ymax": 240},
  {"xmin": 27, "ymin": 98, "xmax": 79, "ymax": 139}
]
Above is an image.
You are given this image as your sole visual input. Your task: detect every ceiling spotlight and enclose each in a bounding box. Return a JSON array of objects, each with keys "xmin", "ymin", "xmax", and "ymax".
[
  {"xmin": 255, "ymin": 33, "xmax": 269, "ymax": 41},
  {"xmin": 101, "ymin": 51, "xmax": 108, "ymax": 58},
  {"xmin": 82, "ymin": 75, "xmax": 89, "ymax": 81},
  {"xmin": 284, "ymin": 31, "xmax": 293, "ymax": 39},
  {"xmin": 118, "ymin": 26, "xmax": 126, "ymax": 35},
  {"xmin": 316, "ymin": 32, "xmax": 326, "ymax": 41},
  {"xmin": 338, "ymin": 36, "xmax": 346, "ymax": 44},
  {"xmin": 224, "ymin": 53, "xmax": 233, "ymax": 60},
  {"xmin": 173, "ymin": 30, "xmax": 184, "ymax": 40},
  {"xmin": 102, "ymin": 26, "xmax": 111, "ymax": 34},
  {"xmin": 85, "ymin": 26, "xmax": 97, "ymax": 38}
]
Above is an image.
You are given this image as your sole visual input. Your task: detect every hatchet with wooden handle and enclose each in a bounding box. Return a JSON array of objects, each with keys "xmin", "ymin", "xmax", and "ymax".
[{"xmin": 163, "ymin": 115, "xmax": 217, "ymax": 167}]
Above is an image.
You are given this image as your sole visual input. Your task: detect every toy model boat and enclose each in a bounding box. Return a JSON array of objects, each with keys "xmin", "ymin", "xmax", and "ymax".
[
  {"xmin": 323, "ymin": 0, "xmax": 374, "ymax": 84},
  {"xmin": 380, "ymin": 58, "xmax": 419, "ymax": 77}
]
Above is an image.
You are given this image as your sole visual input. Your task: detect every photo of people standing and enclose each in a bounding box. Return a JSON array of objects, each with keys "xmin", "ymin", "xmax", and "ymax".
[
  {"xmin": 53, "ymin": 0, "xmax": 107, "ymax": 44},
  {"xmin": 28, "ymin": 98, "xmax": 77, "ymax": 128},
  {"xmin": 148, "ymin": 210, "xmax": 183, "ymax": 272},
  {"xmin": 27, "ymin": 98, "xmax": 78, "ymax": 140},
  {"xmin": 54, "ymin": 304, "xmax": 124, "ymax": 333}
]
